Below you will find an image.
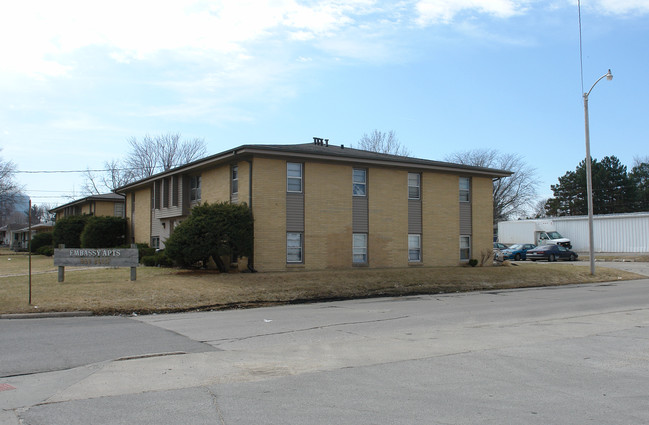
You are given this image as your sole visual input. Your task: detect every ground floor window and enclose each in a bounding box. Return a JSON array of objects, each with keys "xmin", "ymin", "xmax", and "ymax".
[
  {"xmin": 353, "ymin": 233, "xmax": 368, "ymax": 264},
  {"xmin": 460, "ymin": 235, "xmax": 471, "ymax": 261},
  {"xmin": 151, "ymin": 236, "xmax": 160, "ymax": 250},
  {"xmin": 408, "ymin": 234, "xmax": 421, "ymax": 262},
  {"xmin": 287, "ymin": 232, "xmax": 303, "ymax": 263}
]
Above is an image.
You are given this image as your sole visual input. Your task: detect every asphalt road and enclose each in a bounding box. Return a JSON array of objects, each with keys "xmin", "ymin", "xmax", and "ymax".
[{"xmin": 2, "ymin": 274, "xmax": 649, "ymax": 424}]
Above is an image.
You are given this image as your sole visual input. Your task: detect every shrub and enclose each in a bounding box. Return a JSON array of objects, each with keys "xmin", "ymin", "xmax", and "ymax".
[
  {"xmin": 36, "ymin": 245, "xmax": 54, "ymax": 256},
  {"xmin": 80, "ymin": 216, "xmax": 127, "ymax": 248},
  {"xmin": 30, "ymin": 232, "xmax": 53, "ymax": 253},
  {"xmin": 165, "ymin": 202, "xmax": 253, "ymax": 271},
  {"xmin": 141, "ymin": 251, "xmax": 173, "ymax": 267},
  {"xmin": 468, "ymin": 259, "xmax": 478, "ymax": 267},
  {"xmin": 53, "ymin": 215, "xmax": 91, "ymax": 248}
]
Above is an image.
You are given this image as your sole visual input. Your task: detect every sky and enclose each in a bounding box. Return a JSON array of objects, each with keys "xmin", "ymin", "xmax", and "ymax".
[{"xmin": 1, "ymin": 0, "xmax": 648, "ymax": 213}]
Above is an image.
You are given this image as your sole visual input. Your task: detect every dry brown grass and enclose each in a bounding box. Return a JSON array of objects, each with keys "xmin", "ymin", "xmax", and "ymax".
[{"xmin": 0, "ymin": 248, "xmax": 645, "ymax": 315}]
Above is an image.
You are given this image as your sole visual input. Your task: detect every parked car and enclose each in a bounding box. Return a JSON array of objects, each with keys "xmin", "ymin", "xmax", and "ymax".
[
  {"xmin": 526, "ymin": 245, "xmax": 578, "ymax": 262},
  {"xmin": 493, "ymin": 242, "xmax": 508, "ymax": 250},
  {"xmin": 501, "ymin": 243, "xmax": 536, "ymax": 261}
]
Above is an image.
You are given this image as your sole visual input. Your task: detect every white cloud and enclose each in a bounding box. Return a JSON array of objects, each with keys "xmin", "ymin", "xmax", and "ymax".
[
  {"xmin": 415, "ymin": 0, "xmax": 528, "ymax": 25},
  {"xmin": 591, "ymin": 0, "xmax": 649, "ymax": 15}
]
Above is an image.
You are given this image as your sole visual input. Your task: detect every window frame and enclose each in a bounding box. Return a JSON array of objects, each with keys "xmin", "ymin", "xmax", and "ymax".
[
  {"xmin": 231, "ymin": 165, "xmax": 239, "ymax": 195},
  {"xmin": 408, "ymin": 173, "xmax": 421, "ymax": 200},
  {"xmin": 190, "ymin": 175, "xmax": 202, "ymax": 202},
  {"xmin": 408, "ymin": 234, "xmax": 422, "ymax": 262},
  {"xmin": 286, "ymin": 232, "xmax": 304, "ymax": 263},
  {"xmin": 460, "ymin": 235, "xmax": 471, "ymax": 261},
  {"xmin": 459, "ymin": 177, "xmax": 471, "ymax": 203},
  {"xmin": 352, "ymin": 168, "xmax": 367, "ymax": 197},
  {"xmin": 287, "ymin": 162, "xmax": 303, "ymax": 193},
  {"xmin": 352, "ymin": 233, "xmax": 368, "ymax": 264}
]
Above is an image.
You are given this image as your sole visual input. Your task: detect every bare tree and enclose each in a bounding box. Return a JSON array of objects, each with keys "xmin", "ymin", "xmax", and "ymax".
[
  {"xmin": 83, "ymin": 159, "xmax": 135, "ymax": 195},
  {"xmin": 127, "ymin": 132, "xmax": 207, "ymax": 179},
  {"xmin": 82, "ymin": 133, "xmax": 207, "ymax": 194},
  {"xmin": 445, "ymin": 149, "xmax": 538, "ymax": 223},
  {"xmin": 357, "ymin": 130, "xmax": 411, "ymax": 156},
  {"xmin": 0, "ymin": 149, "xmax": 22, "ymax": 220}
]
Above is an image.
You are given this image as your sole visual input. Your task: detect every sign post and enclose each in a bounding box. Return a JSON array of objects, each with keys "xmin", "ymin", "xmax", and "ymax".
[{"xmin": 54, "ymin": 247, "xmax": 139, "ymax": 281}]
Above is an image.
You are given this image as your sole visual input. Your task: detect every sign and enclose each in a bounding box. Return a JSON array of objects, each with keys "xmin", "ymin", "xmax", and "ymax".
[{"xmin": 54, "ymin": 248, "xmax": 139, "ymax": 267}]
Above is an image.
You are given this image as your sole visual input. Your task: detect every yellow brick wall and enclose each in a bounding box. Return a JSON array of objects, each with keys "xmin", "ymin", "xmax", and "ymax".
[
  {"xmin": 201, "ymin": 165, "xmax": 230, "ymax": 204},
  {"xmin": 422, "ymin": 172, "xmax": 460, "ymax": 266},
  {"xmin": 471, "ymin": 176, "xmax": 494, "ymax": 266},
  {"xmin": 131, "ymin": 188, "xmax": 152, "ymax": 245},
  {"xmin": 368, "ymin": 167, "xmax": 408, "ymax": 268},
  {"xmin": 237, "ymin": 161, "xmax": 250, "ymax": 206},
  {"xmin": 251, "ymin": 157, "xmax": 287, "ymax": 271},
  {"xmin": 304, "ymin": 162, "xmax": 352, "ymax": 269},
  {"xmin": 95, "ymin": 201, "xmax": 117, "ymax": 217}
]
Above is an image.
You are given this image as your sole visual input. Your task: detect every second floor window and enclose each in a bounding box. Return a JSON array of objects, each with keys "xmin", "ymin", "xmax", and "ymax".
[
  {"xmin": 190, "ymin": 175, "xmax": 201, "ymax": 201},
  {"xmin": 408, "ymin": 173, "xmax": 420, "ymax": 199},
  {"xmin": 353, "ymin": 168, "xmax": 366, "ymax": 196},
  {"xmin": 287, "ymin": 162, "xmax": 302, "ymax": 192},
  {"xmin": 459, "ymin": 177, "xmax": 470, "ymax": 202},
  {"xmin": 232, "ymin": 165, "xmax": 239, "ymax": 195}
]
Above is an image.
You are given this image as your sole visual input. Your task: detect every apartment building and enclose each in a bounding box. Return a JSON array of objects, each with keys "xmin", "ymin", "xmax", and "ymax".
[
  {"xmin": 115, "ymin": 140, "xmax": 511, "ymax": 271},
  {"xmin": 50, "ymin": 193, "xmax": 126, "ymax": 220}
]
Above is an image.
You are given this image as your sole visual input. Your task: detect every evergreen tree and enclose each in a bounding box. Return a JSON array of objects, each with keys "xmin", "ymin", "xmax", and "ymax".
[{"xmin": 547, "ymin": 156, "xmax": 636, "ymax": 216}]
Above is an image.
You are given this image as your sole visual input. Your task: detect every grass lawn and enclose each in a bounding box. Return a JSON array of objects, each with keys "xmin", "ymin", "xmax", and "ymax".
[{"xmin": 0, "ymin": 248, "xmax": 645, "ymax": 315}]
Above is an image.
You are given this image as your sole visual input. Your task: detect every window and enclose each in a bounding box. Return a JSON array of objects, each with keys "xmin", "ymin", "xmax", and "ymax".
[
  {"xmin": 163, "ymin": 178, "xmax": 170, "ymax": 208},
  {"xmin": 114, "ymin": 203, "xmax": 125, "ymax": 218},
  {"xmin": 459, "ymin": 177, "xmax": 470, "ymax": 202},
  {"xmin": 353, "ymin": 233, "xmax": 368, "ymax": 264},
  {"xmin": 190, "ymin": 175, "xmax": 201, "ymax": 201},
  {"xmin": 408, "ymin": 234, "xmax": 421, "ymax": 262},
  {"xmin": 231, "ymin": 165, "xmax": 239, "ymax": 195},
  {"xmin": 460, "ymin": 235, "xmax": 471, "ymax": 261},
  {"xmin": 353, "ymin": 168, "xmax": 366, "ymax": 196},
  {"xmin": 172, "ymin": 176, "xmax": 179, "ymax": 206},
  {"xmin": 151, "ymin": 236, "xmax": 160, "ymax": 250},
  {"xmin": 287, "ymin": 232, "xmax": 303, "ymax": 263},
  {"xmin": 287, "ymin": 163, "xmax": 302, "ymax": 193},
  {"xmin": 408, "ymin": 173, "xmax": 420, "ymax": 199}
]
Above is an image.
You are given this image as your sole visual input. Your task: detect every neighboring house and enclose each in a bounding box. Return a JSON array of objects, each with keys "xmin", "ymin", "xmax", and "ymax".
[
  {"xmin": 49, "ymin": 193, "xmax": 126, "ymax": 221},
  {"xmin": 9, "ymin": 222, "xmax": 54, "ymax": 251},
  {"xmin": 115, "ymin": 140, "xmax": 511, "ymax": 272},
  {"xmin": 1, "ymin": 223, "xmax": 25, "ymax": 246}
]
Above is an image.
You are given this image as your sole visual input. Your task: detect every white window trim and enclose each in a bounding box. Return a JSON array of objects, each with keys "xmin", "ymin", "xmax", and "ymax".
[
  {"xmin": 190, "ymin": 175, "xmax": 202, "ymax": 202},
  {"xmin": 352, "ymin": 233, "xmax": 368, "ymax": 264},
  {"xmin": 287, "ymin": 232, "xmax": 303, "ymax": 263},
  {"xmin": 460, "ymin": 235, "xmax": 471, "ymax": 261},
  {"xmin": 353, "ymin": 168, "xmax": 367, "ymax": 197},
  {"xmin": 287, "ymin": 163, "xmax": 303, "ymax": 193},
  {"xmin": 459, "ymin": 177, "xmax": 470, "ymax": 203},
  {"xmin": 408, "ymin": 234, "xmax": 421, "ymax": 262},
  {"xmin": 232, "ymin": 165, "xmax": 239, "ymax": 195},
  {"xmin": 408, "ymin": 173, "xmax": 421, "ymax": 200}
]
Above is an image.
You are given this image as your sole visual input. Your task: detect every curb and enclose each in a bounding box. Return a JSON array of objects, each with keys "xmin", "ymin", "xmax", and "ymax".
[{"xmin": 0, "ymin": 311, "xmax": 93, "ymax": 319}]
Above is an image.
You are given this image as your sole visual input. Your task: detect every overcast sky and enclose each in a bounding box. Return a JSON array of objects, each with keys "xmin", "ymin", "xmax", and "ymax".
[{"xmin": 2, "ymin": 0, "xmax": 648, "ymax": 211}]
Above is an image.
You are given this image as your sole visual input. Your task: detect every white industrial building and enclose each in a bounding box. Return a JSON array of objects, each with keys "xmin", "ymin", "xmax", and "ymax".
[{"xmin": 512, "ymin": 212, "xmax": 649, "ymax": 253}]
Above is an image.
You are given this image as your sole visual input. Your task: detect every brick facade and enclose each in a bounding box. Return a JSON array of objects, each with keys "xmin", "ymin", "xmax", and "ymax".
[{"xmin": 116, "ymin": 143, "xmax": 510, "ymax": 271}]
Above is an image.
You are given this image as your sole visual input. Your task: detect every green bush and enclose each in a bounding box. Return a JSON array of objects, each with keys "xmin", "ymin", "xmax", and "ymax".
[
  {"xmin": 468, "ymin": 259, "xmax": 478, "ymax": 267},
  {"xmin": 53, "ymin": 215, "xmax": 91, "ymax": 248},
  {"xmin": 80, "ymin": 216, "xmax": 127, "ymax": 248},
  {"xmin": 36, "ymin": 245, "xmax": 54, "ymax": 256},
  {"xmin": 165, "ymin": 202, "xmax": 253, "ymax": 271},
  {"xmin": 30, "ymin": 232, "xmax": 53, "ymax": 252},
  {"xmin": 141, "ymin": 251, "xmax": 173, "ymax": 267}
]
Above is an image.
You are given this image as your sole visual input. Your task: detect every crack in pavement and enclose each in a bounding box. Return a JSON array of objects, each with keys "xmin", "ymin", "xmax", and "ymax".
[{"xmin": 200, "ymin": 315, "xmax": 410, "ymax": 345}]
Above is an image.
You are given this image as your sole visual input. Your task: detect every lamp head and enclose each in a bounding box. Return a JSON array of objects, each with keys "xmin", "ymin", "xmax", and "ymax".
[{"xmin": 606, "ymin": 69, "xmax": 613, "ymax": 81}]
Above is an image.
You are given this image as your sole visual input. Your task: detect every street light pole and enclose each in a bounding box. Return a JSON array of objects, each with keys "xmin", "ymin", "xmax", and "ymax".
[{"xmin": 583, "ymin": 69, "xmax": 613, "ymax": 275}]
